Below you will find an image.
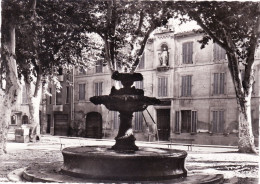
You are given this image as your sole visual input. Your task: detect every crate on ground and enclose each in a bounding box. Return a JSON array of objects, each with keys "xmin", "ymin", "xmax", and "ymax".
[{"xmin": 15, "ymin": 127, "xmax": 30, "ymax": 143}]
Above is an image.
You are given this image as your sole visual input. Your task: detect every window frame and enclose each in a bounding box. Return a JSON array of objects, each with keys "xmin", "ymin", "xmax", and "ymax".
[
  {"xmin": 213, "ymin": 43, "xmax": 226, "ymax": 61},
  {"xmin": 181, "ymin": 75, "xmax": 192, "ymax": 97},
  {"xmin": 78, "ymin": 83, "xmax": 86, "ymax": 101},
  {"xmin": 182, "ymin": 41, "xmax": 193, "ymax": 64},
  {"xmin": 158, "ymin": 76, "xmax": 168, "ymax": 97},
  {"xmin": 95, "ymin": 60, "xmax": 103, "ymax": 73},
  {"xmin": 134, "ymin": 112, "xmax": 143, "ymax": 132},
  {"xmin": 94, "ymin": 81, "xmax": 103, "ymax": 96},
  {"xmin": 211, "ymin": 109, "xmax": 225, "ymax": 134},
  {"xmin": 212, "ymin": 72, "xmax": 226, "ymax": 95}
]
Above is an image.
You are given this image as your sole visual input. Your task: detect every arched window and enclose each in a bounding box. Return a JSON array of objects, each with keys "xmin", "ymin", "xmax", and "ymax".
[{"xmin": 22, "ymin": 115, "xmax": 29, "ymax": 124}]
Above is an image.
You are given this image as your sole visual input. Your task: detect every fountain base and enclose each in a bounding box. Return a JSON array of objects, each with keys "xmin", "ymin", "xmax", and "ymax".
[
  {"xmin": 61, "ymin": 146, "xmax": 187, "ymax": 181},
  {"xmin": 17, "ymin": 162, "xmax": 224, "ymax": 183}
]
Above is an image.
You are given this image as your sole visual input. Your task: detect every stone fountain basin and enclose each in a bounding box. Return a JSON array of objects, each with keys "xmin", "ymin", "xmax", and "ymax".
[
  {"xmin": 90, "ymin": 95, "xmax": 161, "ymax": 112},
  {"xmin": 61, "ymin": 146, "xmax": 187, "ymax": 181}
]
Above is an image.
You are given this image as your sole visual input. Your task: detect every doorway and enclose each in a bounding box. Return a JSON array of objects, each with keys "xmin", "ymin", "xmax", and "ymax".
[
  {"xmin": 54, "ymin": 114, "xmax": 68, "ymax": 136},
  {"xmin": 47, "ymin": 115, "xmax": 51, "ymax": 134},
  {"xmin": 181, "ymin": 110, "xmax": 191, "ymax": 133},
  {"xmin": 157, "ymin": 109, "xmax": 170, "ymax": 141},
  {"xmin": 85, "ymin": 112, "xmax": 102, "ymax": 139}
]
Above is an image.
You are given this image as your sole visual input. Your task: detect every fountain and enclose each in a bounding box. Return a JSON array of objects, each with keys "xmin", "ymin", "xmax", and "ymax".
[
  {"xmin": 61, "ymin": 71, "xmax": 188, "ymax": 180},
  {"xmin": 12, "ymin": 71, "xmax": 224, "ymax": 183}
]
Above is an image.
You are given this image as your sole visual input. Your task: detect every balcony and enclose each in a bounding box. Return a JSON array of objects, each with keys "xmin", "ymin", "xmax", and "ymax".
[
  {"xmin": 157, "ymin": 66, "xmax": 170, "ymax": 72},
  {"xmin": 53, "ymin": 105, "xmax": 63, "ymax": 111}
]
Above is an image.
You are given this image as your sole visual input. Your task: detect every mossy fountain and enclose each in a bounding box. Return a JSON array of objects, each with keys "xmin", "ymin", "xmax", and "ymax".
[{"xmin": 14, "ymin": 71, "xmax": 224, "ymax": 183}]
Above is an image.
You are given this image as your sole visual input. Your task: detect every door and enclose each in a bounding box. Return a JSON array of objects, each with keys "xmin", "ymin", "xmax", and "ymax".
[
  {"xmin": 54, "ymin": 114, "xmax": 68, "ymax": 136},
  {"xmin": 86, "ymin": 112, "xmax": 102, "ymax": 139},
  {"xmin": 157, "ymin": 109, "xmax": 170, "ymax": 141},
  {"xmin": 181, "ymin": 110, "xmax": 191, "ymax": 133},
  {"xmin": 47, "ymin": 115, "xmax": 51, "ymax": 134}
]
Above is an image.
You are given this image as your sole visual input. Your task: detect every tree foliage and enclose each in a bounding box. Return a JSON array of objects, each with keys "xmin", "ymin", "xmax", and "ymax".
[{"xmin": 57, "ymin": 0, "xmax": 177, "ymax": 72}]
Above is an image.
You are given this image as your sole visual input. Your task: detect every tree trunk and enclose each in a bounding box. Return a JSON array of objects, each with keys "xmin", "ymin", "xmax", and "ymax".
[
  {"xmin": 237, "ymin": 95, "xmax": 256, "ymax": 153},
  {"xmin": 0, "ymin": 25, "xmax": 20, "ymax": 154},
  {"xmin": 227, "ymin": 52, "xmax": 257, "ymax": 153},
  {"xmin": 25, "ymin": 76, "xmax": 42, "ymax": 142}
]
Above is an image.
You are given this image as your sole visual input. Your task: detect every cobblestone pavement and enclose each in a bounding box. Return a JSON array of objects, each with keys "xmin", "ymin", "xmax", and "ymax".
[{"xmin": 0, "ymin": 134, "xmax": 258, "ymax": 183}]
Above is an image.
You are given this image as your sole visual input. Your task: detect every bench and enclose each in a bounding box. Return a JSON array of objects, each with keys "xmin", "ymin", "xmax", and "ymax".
[{"xmin": 168, "ymin": 138, "xmax": 195, "ymax": 151}]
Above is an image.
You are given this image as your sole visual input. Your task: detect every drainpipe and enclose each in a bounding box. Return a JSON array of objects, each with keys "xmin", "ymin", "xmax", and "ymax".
[{"xmin": 71, "ymin": 67, "xmax": 75, "ymax": 123}]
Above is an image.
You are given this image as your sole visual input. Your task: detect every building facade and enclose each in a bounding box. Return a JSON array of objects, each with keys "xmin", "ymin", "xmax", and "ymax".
[{"xmin": 43, "ymin": 29, "xmax": 260, "ymax": 146}]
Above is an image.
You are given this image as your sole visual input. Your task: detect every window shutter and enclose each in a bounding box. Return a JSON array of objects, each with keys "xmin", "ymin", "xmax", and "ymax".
[
  {"xmin": 213, "ymin": 44, "xmax": 216, "ymax": 61},
  {"xmin": 212, "ymin": 111, "xmax": 218, "ymax": 133},
  {"xmin": 164, "ymin": 77, "xmax": 168, "ymax": 96},
  {"xmin": 219, "ymin": 111, "xmax": 224, "ymax": 133},
  {"xmin": 213, "ymin": 73, "xmax": 218, "ymax": 95},
  {"xmin": 187, "ymin": 75, "xmax": 192, "ymax": 96},
  {"xmin": 220, "ymin": 73, "xmax": 225, "ymax": 94},
  {"xmin": 182, "ymin": 43, "xmax": 187, "ymax": 64},
  {"xmin": 181, "ymin": 76, "xmax": 185, "ymax": 96},
  {"xmin": 158, "ymin": 78, "xmax": 161, "ymax": 97},
  {"xmin": 191, "ymin": 111, "xmax": 197, "ymax": 133},
  {"xmin": 99, "ymin": 82, "xmax": 103, "ymax": 96},
  {"xmin": 175, "ymin": 111, "xmax": 180, "ymax": 133},
  {"xmin": 189, "ymin": 42, "xmax": 193, "ymax": 64},
  {"xmin": 114, "ymin": 111, "xmax": 120, "ymax": 130},
  {"xmin": 221, "ymin": 48, "xmax": 225, "ymax": 60}
]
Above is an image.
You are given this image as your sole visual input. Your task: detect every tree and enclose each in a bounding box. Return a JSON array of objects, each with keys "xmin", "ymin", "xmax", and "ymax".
[
  {"xmin": 15, "ymin": 0, "xmax": 179, "ymax": 140},
  {"xmin": 0, "ymin": 0, "xmax": 23, "ymax": 154},
  {"xmin": 15, "ymin": 0, "xmax": 102, "ymax": 141},
  {"xmin": 62, "ymin": 0, "xmax": 177, "ymax": 73},
  {"xmin": 175, "ymin": 2, "xmax": 260, "ymax": 153}
]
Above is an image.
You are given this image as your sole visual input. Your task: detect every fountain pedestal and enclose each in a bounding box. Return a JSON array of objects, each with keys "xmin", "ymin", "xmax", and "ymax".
[{"xmin": 112, "ymin": 112, "xmax": 138, "ymax": 151}]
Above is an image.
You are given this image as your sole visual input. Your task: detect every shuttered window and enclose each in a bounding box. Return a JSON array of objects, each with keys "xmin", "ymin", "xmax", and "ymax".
[
  {"xmin": 96, "ymin": 60, "xmax": 103, "ymax": 73},
  {"xmin": 114, "ymin": 111, "xmax": 120, "ymax": 130},
  {"xmin": 94, "ymin": 82, "xmax": 103, "ymax": 96},
  {"xmin": 213, "ymin": 73, "xmax": 225, "ymax": 95},
  {"xmin": 134, "ymin": 112, "xmax": 143, "ymax": 131},
  {"xmin": 138, "ymin": 53, "xmax": 145, "ymax": 69},
  {"xmin": 181, "ymin": 75, "xmax": 192, "ymax": 97},
  {"xmin": 135, "ymin": 81, "xmax": 143, "ymax": 89},
  {"xmin": 182, "ymin": 42, "xmax": 193, "ymax": 64},
  {"xmin": 56, "ymin": 89, "xmax": 62, "ymax": 105},
  {"xmin": 158, "ymin": 77, "xmax": 168, "ymax": 97},
  {"xmin": 79, "ymin": 84, "xmax": 85, "ymax": 100},
  {"xmin": 22, "ymin": 86, "xmax": 28, "ymax": 104},
  {"xmin": 175, "ymin": 111, "xmax": 180, "ymax": 133},
  {"xmin": 214, "ymin": 44, "xmax": 226, "ymax": 60},
  {"xmin": 212, "ymin": 110, "xmax": 225, "ymax": 133},
  {"xmin": 79, "ymin": 67, "xmax": 86, "ymax": 75}
]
